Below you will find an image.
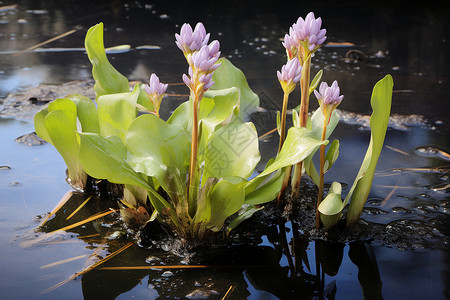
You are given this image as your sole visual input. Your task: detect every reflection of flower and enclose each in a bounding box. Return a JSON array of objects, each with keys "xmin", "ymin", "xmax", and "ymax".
[
  {"xmin": 144, "ymin": 73, "xmax": 168, "ymax": 116},
  {"xmin": 175, "ymin": 22, "xmax": 210, "ymax": 54},
  {"xmin": 314, "ymin": 80, "xmax": 343, "ymax": 120},
  {"xmin": 182, "ymin": 41, "xmax": 221, "ymax": 94},
  {"xmin": 277, "ymin": 57, "xmax": 302, "ymax": 94},
  {"xmin": 283, "ymin": 12, "xmax": 327, "ymax": 61}
]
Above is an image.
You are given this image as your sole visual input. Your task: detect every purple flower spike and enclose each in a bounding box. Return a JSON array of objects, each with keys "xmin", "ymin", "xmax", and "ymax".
[
  {"xmin": 175, "ymin": 22, "xmax": 210, "ymax": 53},
  {"xmin": 277, "ymin": 57, "xmax": 302, "ymax": 94},
  {"xmin": 146, "ymin": 73, "xmax": 168, "ymax": 96},
  {"xmin": 277, "ymin": 58, "xmax": 302, "ymax": 84},
  {"xmin": 191, "ymin": 42, "xmax": 221, "ymax": 72},
  {"xmin": 314, "ymin": 81, "xmax": 343, "ymax": 106},
  {"xmin": 286, "ymin": 12, "xmax": 327, "ymax": 56},
  {"xmin": 144, "ymin": 73, "xmax": 168, "ymax": 116},
  {"xmin": 183, "ymin": 42, "xmax": 221, "ymax": 94}
]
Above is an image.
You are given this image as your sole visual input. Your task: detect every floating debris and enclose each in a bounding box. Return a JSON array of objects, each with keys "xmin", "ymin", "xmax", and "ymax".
[
  {"xmin": 415, "ymin": 146, "xmax": 450, "ymax": 161},
  {"xmin": 136, "ymin": 45, "xmax": 161, "ymax": 50},
  {"xmin": 185, "ymin": 288, "xmax": 220, "ymax": 299},
  {"xmin": 105, "ymin": 45, "xmax": 131, "ymax": 54},
  {"xmin": 14, "ymin": 132, "xmax": 46, "ymax": 146}
]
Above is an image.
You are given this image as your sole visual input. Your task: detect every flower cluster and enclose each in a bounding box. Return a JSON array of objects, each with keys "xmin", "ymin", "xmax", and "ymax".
[
  {"xmin": 177, "ymin": 23, "xmax": 221, "ymax": 97},
  {"xmin": 314, "ymin": 80, "xmax": 344, "ymax": 120},
  {"xmin": 277, "ymin": 57, "xmax": 302, "ymax": 94},
  {"xmin": 144, "ymin": 73, "xmax": 168, "ymax": 116},
  {"xmin": 283, "ymin": 12, "xmax": 327, "ymax": 62},
  {"xmin": 175, "ymin": 23, "xmax": 210, "ymax": 54}
]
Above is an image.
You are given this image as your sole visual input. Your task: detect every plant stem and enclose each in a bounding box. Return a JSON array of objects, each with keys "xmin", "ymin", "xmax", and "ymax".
[
  {"xmin": 276, "ymin": 92, "xmax": 291, "ymax": 204},
  {"xmin": 291, "ymin": 55, "xmax": 311, "ymax": 198},
  {"xmin": 316, "ymin": 116, "xmax": 328, "ymax": 229},
  {"xmin": 278, "ymin": 92, "xmax": 289, "ymax": 153},
  {"xmin": 188, "ymin": 92, "xmax": 199, "ymax": 204}
]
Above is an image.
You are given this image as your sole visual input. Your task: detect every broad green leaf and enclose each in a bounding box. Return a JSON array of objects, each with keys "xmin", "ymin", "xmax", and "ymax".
[
  {"xmin": 34, "ymin": 107, "xmax": 51, "ymax": 143},
  {"xmin": 225, "ymin": 205, "xmax": 264, "ymax": 235},
  {"xmin": 259, "ymin": 127, "xmax": 327, "ymax": 177},
  {"xmin": 85, "ymin": 23, "xmax": 129, "ymax": 98},
  {"xmin": 97, "ymin": 84, "xmax": 140, "ymax": 141},
  {"xmin": 319, "ymin": 181, "xmax": 343, "ymax": 230},
  {"xmin": 168, "ymin": 87, "xmax": 239, "ymax": 138},
  {"xmin": 48, "ymin": 98, "xmax": 77, "ymax": 114},
  {"xmin": 324, "ymin": 139, "xmax": 339, "ymax": 173},
  {"xmin": 208, "ymin": 179, "xmax": 246, "ymax": 231},
  {"xmin": 78, "ymin": 132, "xmax": 171, "ymax": 214},
  {"xmin": 203, "ymin": 121, "xmax": 260, "ymax": 181},
  {"xmin": 198, "ymin": 87, "xmax": 241, "ymax": 161},
  {"xmin": 244, "ymin": 168, "xmax": 284, "ymax": 205},
  {"xmin": 210, "ymin": 58, "xmax": 259, "ymax": 121},
  {"xmin": 346, "ymin": 75, "xmax": 393, "ymax": 226},
  {"xmin": 44, "ymin": 109, "xmax": 86, "ymax": 189},
  {"xmin": 65, "ymin": 93, "xmax": 100, "ymax": 134},
  {"xmin": 135, "ymin": 82, "xmax": 155, "ymax": 112},
  {"xmin": 125, "ymin": 114, "xmax": 190, "ymax": 201},
  {"xmin": 192, "ymin": 177, "xmax": 217, "ymax": 235}
]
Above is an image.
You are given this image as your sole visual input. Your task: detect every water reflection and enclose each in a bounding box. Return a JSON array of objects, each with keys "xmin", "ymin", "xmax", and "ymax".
[{"xmin": 31, "ymin": 192, "xmax": 387, "ymax": 299}]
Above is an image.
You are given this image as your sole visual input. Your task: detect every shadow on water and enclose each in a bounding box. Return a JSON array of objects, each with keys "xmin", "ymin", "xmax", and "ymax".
[{"xmin": 1, "ymin": 0, "xmax": 449, "ymax": 299}]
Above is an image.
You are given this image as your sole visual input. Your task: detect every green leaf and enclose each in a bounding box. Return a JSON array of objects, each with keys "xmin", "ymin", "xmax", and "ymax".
[
  {"xmin": 346, "ymin": 75, "xmax": 393, "ymax": 226},
  {"xmin": 203, "ymin": 121, "xmax": 260, "ymax": 181},
  {"xmin": 97, "ymin": 84, "xmax": 140, "ymax": 141},
  {"xmin": 225, "ymin": 205, "xmax": 264, "ymax": 235},
  {"xmin": 85, "ymin": 23, "xmax": 129, "ymax": 98},
  {"xmin": 125, "ymin": 114, "xmax": 190, "ymax": 201},
  {"xmin": 44, "ymin": 109, "xmax": 86, "ymax": 189},
  {"xmin": 208, "ymin": 179, "xmax": 246, "ymax": 231},
  {"xmin": 324, "ymin": 139, "xmax": 339, "ymax": 173},
  {"xmin": 34, "ymin": 107, "xmax": 51, "ymax": 143},
  {"xmin": 78, "ymin": 132, "xmax": 171, "ymax": 214},
  {"xmin": 210, "ymin": 58, "xmax": 259, "ymax": 121},
  {"xmin": 259, "ymin": 127, "xmax": 327, "ymax": 177},
  {"xmin": 309, "ymin": 70, "xmax": 323, "ymax": 95},
  {"xmin": 319, "ymin": 181, "xmax": 344, "ymax": 230},
  {"xmin": 244, "ymin": 168, "xmax": 284, "ymax": 205},
  {"xmin": 135, "ymin": 83, "xmax": 155, "ymax": 112},
  {"xmin": 65, "ymin": 94, "xmax": 100, "ymax": 134}
]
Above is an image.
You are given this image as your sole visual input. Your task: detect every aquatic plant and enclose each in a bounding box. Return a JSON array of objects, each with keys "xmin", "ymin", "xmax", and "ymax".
[
  {"xmin": 275, "ymin": 12, "xmax": 393, "ymax": 229},
  {"xmin": 35, "ymin": 22, "xmax": 325, "ymax": 240},
  {"xmin": 34, "ymin": 12, "xmax": 393, "ymax": 239}
]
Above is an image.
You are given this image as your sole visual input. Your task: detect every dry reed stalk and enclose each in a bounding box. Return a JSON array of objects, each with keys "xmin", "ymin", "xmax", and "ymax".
[
  {"xmin": 13, "ymin": 29, "xmax": 77, "ymax": 56},
  {"xmin": 66, "ymin": 196, "xmax": 93, "ymax": 220}
]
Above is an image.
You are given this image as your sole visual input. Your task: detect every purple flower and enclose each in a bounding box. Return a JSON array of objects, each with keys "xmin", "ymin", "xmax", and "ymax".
[
  {"xmin": 277, "ymin": 57, "xmax": 302, "ymax": 94},
  {"xmin": 314, "ymin": 80, "xmax": 343, "ymax": 109},
  {"xmin": 191, "ymin": 41, "xmax": 221, "ymax": 72},
  {"xmin": 277, "ymin": 57, "xmax": 302, "ymax": 84},
  {"xmin": 183, "ymin": 43, "xmax": 221, "ymax": 93},
  {"xmin": 285, "ymin": 12, "xmax": 327, "ymax": 55},
  {"xmin": 282, "ymin": 33, "xmax": 298, "ymax": 60},
  {"xmin": 144, "ymin": 73, "xmax": 168, "ymax": 116},
  {"xmin": 145, "ymin": 73, "xmax": 168, "ymax": 96},
  {"xmin": 175, "ymin": 22, "xmax": 210, "ymax": 53}
]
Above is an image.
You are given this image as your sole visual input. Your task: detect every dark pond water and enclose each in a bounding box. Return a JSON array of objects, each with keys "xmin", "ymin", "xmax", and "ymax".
[{"xmin": 1, "ymin": 1, "xmax": 449, "ymax": 299}]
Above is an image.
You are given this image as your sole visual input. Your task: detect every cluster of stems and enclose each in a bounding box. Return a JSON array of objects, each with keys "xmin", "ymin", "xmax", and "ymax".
[
  {"xmin": 278, "ymin": 13, "xmax": 343, "ymax": 228},
  {"xmin": 176, "ymin": 23, "xmax": 221, "ymax": 205}
]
